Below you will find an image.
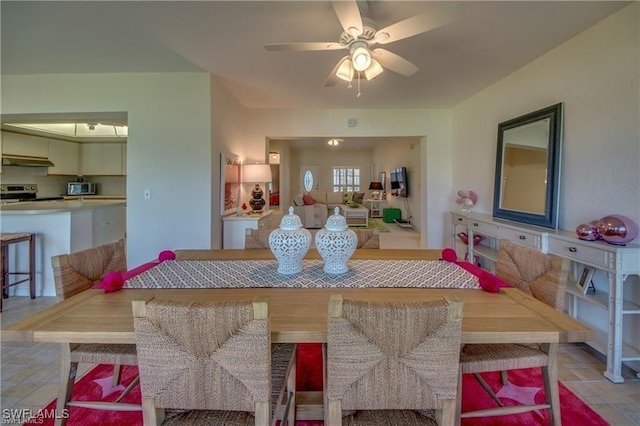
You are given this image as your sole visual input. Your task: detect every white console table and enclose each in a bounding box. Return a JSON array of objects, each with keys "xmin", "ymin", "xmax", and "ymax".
[
  {"xmin": 451, "ymin": 212, "xmax": 549, "ymax": 273},
  {"xmin": 451, "ymin": 211, "xmax": 640, "ymax": 382},
  {"xmin": 546, "ymin": 230, "xmax": 640, "ymax": 383},
  {"xmin": 223, "ymin": 210, "xmax": 273, "ymax": 249}
]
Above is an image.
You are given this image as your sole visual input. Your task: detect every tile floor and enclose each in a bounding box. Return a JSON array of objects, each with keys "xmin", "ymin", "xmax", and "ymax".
[{"xmin": 1, "ymin": 222, "xmax": 639, "ymax": 424}]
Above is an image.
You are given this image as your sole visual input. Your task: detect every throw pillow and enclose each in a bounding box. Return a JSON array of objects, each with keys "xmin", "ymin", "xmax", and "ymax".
[
  {"xmin": 293, "ymin": 194, "xmax": 304, "ymax": 206},
  {"xmin": 352, "ymin": 192, "xmax": 365, "ymax": 204},
  {"xmin": 343, "ymin": 193, "xmax": 352, "ymax": 204},
  {"xmin": 303, "ymin": 193, "xmax": 315, "ymax": 205}
]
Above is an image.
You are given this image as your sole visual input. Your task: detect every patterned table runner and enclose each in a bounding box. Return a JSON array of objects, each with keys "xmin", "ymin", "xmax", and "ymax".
[{"xmin": 124, "ymin": 259, "xmax": 480, "ymax": 289}]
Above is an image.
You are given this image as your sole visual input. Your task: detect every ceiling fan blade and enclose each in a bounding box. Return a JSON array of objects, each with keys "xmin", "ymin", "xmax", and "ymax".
[
  {"xmin": 332, "ymin": 0, "xmax": 363, "ymax": 37},
  {"xmin": 265, "ymin": 42, "xmax": 344, "ymax": 51},
  {"xmin": 325, "ymin": 56, "xmax": 350, "ymax": 87},
  {"xmin": 374, "ymin": 3, "xmax": 464, "ymax": 45},
  {"xmin": 372, "ymin": 48, "xmax": 418, "ymax": 76}
]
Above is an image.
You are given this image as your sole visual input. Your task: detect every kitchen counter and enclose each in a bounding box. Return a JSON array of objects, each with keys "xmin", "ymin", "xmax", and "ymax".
[
  {"xmin": 1, "ymin": 200, "xmax": 125, "ymax": 214},
  {"xmin": 63, "ymin": 195, "xmax": 126, "ymax": 201},
  {"xmin": 1, "ymin": 201, "xmax": 126, "ymax": 296}
]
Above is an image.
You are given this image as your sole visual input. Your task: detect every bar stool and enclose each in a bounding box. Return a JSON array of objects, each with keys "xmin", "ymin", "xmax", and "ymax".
[{"xmin": 0, "ymin": 232, "xmax": 36, "ymax": 312}]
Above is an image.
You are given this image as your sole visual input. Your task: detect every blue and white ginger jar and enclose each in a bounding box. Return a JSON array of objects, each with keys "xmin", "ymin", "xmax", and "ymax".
[
  {"xmin": 315, "ymin": 207, "xmax": 357, "ymax": 274},
  {"xmin": 269, "ymin": 206, "xmax": 311, "ymax": 274}
]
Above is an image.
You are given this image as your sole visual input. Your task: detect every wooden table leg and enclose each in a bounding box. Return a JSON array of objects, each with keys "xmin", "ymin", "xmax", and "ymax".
[
  {"xmin": 1, "ymin": 245, "xmax": 8, "ymax": 299},
  {"xmin": 29, "ymin": 233, "xmax": 36, "ymax": 300},
  {"xmin": 0, "ymin": 245, "xmax": 6, "ymax": 312}
]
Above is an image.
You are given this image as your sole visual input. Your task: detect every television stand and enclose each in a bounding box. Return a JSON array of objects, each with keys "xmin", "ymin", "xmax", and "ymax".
[{"xmin": 394, "ymin": 219, "xmax": 412, "ymax": 228}]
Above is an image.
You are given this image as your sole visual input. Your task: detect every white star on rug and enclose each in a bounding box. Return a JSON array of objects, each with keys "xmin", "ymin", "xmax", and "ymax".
[
  {"xmin": 93, "ymin": 376, "xmax": 126, "ymax": 399},
  {"xmin": 496, "ymin": 382, "xmax": 544, "ymax": 418}
]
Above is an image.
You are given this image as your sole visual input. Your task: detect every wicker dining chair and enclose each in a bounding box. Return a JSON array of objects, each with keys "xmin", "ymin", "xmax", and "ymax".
[
  {"xmin": 51, "ymin": 238, "xmax": 128, "ymax": 301},
  {"xmin": 495, "ymin": 240, "xmax": 570, "ymax": 310},
  {"xmin": 457, "ymin": 240, "xmax": 570, "ymax": 425},
  {"xmin": 51, "ymin": 239, "xmax": 141, "ymax": 424},
  {"xmin": 325, "ymin": 294, "xmax": 463, "ymax": 426},
  {"xmin": 132, "ymin": 297, "xmax": 296, "ymax": 426}
]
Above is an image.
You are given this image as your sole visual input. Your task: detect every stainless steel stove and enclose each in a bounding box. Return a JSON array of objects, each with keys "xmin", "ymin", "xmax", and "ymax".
[{"xmin": 0, "ymin": 184, "xmax": 64, "ymax": 203}]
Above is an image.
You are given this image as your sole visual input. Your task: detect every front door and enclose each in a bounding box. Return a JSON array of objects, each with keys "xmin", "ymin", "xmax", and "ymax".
[{"xmin": 299, "ymin": 165, "xmax": 318, "ymax": 193}]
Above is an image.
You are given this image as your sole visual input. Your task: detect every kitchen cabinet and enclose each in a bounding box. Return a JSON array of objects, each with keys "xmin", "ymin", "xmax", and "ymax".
[
  {"xmin": 122, "ymin": 145, "xmax": 127, "ymax": 175},
  {"xmin": 48, "ymin": 139, "xmax": 80, "ymax": 175},
  {"xmin": 451, "ymin": 211, "xmax": 640, "ymax": 382},
  {"xmin": 223, "ymin": 210, "xmax": 273, "ymax": 249},
  {"xmin": 1, "ymin": 131, "xmax": 49, "ymax": 158},
  {"xmin": 80, "ymin": 143, "xmax": 125, "ymax": 176}
]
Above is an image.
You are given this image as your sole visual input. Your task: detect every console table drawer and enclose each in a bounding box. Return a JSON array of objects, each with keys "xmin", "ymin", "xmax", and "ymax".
[
  {"xmin": 547, "ymin": 237, "xmax": 610, "ymax": 269},
  {"xmin": 469, "ymin": 220, "xmax": 540, "ymax": 249}
]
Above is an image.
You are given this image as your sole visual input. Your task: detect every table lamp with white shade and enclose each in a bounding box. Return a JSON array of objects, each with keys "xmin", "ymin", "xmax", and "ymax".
[{"xmin": 243, "ymin": 164, "xmax": 272, "ymax": 211}]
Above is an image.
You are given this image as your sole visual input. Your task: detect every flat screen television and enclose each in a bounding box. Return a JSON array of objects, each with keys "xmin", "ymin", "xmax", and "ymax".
[{"xmin": 389, "ymin": 167, "xmax": 408, "ymax": 197}]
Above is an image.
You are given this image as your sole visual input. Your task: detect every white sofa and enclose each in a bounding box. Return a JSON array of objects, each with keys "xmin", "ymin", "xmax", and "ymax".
[{"xmin": 292, "ymin": 191, "xmax": 365, "ymax": 228}]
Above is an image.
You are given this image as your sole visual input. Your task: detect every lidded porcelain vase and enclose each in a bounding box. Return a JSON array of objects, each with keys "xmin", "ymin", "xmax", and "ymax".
[
  {"xmin": 315, "ymin": 207, "xmax": 358, "ymax": 274},
  {"xmin": 269, "ymin": 206, "xmax": 312, "ymax": 274}
]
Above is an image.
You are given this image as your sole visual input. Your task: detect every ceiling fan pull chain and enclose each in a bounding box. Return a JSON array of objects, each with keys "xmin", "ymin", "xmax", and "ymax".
[{"xmin": 357, "ymin": 71, "xmax": 362, "ymax": 97}]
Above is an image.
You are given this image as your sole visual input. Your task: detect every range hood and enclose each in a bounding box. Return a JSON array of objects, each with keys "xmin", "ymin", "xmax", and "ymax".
[{"xmin": 2, "ymin": 155, "xmax": 55, "ymax": 167}]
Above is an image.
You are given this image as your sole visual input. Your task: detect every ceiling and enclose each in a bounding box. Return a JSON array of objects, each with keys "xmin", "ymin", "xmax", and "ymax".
[{"xmin": 1, "ymin": 1, "xmax": 628, "ymax": 110}]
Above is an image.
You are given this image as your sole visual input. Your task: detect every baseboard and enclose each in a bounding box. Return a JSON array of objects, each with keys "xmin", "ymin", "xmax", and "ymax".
[{"xmin": 394, "ymin": 219, "xmax": 413, "ymax": 228}]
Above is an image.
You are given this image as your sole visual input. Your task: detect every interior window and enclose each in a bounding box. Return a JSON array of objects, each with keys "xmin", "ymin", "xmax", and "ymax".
[
  {"xmin": 332, "ymin": 167, "xmax": 360, "ymax": 192},
  {"xmin": 303, "ymin": 170, "xmax": 314, "ymax": 192}
]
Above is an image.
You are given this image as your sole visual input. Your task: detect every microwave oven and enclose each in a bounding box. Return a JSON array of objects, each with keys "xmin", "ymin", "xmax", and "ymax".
[{"xmin": 67, "ymin": 182, "xmax": 96, "ymax": 196}]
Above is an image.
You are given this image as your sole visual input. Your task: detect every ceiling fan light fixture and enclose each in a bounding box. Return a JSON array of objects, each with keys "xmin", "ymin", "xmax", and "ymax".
[
  {"xmin": 364, "ymin": 59, "xmax": 384, "ymax": 80},
  {"xmin": 351, "ymin": 43, "xmax": 371, "ymax": 72},
  {"xmin": 336, "ymin": 58, "xmax": 354, "ymax": 82}
]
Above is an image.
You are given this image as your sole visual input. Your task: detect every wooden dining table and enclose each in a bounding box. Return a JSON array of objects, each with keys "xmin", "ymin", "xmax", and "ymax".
[
  {"xmin": 2, "ymin": 249, "xmax": 592, "ymax": 345},
  {"xmin": 1, "ymin": 248, "xmax": 593, "ymax": 421}
]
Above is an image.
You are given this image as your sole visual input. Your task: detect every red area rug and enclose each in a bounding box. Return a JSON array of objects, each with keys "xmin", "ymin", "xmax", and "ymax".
[{"xmin": 26, "ymin": 343, "xmax": 606, "ymax": 426}]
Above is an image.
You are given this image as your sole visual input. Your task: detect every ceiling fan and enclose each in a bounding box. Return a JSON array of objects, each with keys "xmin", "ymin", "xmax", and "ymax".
[{"xmin": 265, "ymin": 1, "xmax": 464, "ymax": 87}]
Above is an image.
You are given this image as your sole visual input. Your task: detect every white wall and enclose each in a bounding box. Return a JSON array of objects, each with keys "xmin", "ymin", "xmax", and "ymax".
[
  {"xmin": 289, "ymin": 147, "xmax": 374, "ymax": 193},
  {"xmin": 452, "ymin": 3, "xmax": 639, "ymax": 370},
  {"xmin": 1, "ymin": 73, "xmax": 213, "ymax": 266},
  {"xmin": 211, "ymin": 76, "xmax": 251, "ymax": 248},
  {"xmin": 246, "ymin": 108, "xmax": 453, "ymax": 248},
  {"xmin": 3, "ymin": 5, "xmax": 635, "ymax": 262},
  {"xmin": 452, "ymin": 3, "xmax": 639, "ymax": 241},
  {"xmin": 373, "ymin": 137, "xmax": 422, "ymax": 231}
]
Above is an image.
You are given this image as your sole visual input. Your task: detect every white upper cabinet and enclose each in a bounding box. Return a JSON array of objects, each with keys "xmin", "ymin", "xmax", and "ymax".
[
  {"xmin": 1, "ymin": 132, "xmax": 49, "ymax": 158},
  {"xmin": 80, "ymin": 143, "xmax": 126, "ymax": 176},
  {"xmin": 48, "ymin": 140, "xmax": 80, "ymax": 176}
]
